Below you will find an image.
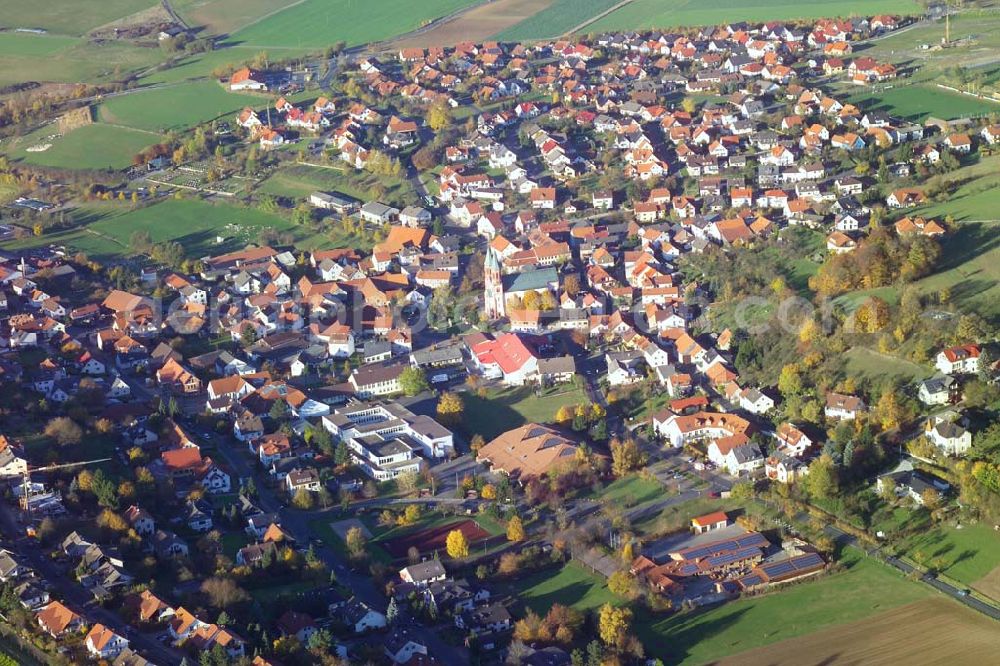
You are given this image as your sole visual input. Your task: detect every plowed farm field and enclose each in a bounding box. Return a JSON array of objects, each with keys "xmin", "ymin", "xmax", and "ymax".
[
  {"xmin": 389, "ymin": 0, "xmax": 552, "ymax": 48},
  {"xmin": 715, "ymin": 598, "xmax": 999, "ymax": 666}
]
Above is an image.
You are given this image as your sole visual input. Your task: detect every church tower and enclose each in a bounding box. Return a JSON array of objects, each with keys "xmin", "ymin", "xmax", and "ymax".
[{"xmin": 484, "ymin": 246, "xmax": 505, "ymax": 319}]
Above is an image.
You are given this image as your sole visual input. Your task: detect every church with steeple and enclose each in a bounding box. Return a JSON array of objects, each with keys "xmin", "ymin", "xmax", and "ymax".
[
  {"xmin": 484, "ymin": 245, "xmax": 506, "ymax": 319},
  {"xmin": 483, "ymin": 245, "xmax": 558, "ymax": 321}
]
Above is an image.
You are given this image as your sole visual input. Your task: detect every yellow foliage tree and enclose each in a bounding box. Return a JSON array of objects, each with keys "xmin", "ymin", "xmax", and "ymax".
[
  {"xmin": 480, "ymin": 484, "xmax": 497, "ymax": 500},
  {"xmin": 445, "ymin": 529, "xmax": 469, "ymax": 558},
  {"xmin": 598, "ymin": 603, "xmax": 632, "ymax": 648},
  {"xmin": 506, "ymin": 515, "xmax": 525, "ymax": 542},
  {"xmin": 436, "ymin": 391, "xmax": 464, "ymax": 426}
]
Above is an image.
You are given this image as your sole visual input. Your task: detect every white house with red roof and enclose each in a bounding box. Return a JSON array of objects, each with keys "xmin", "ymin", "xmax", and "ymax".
[
  {"xmin": 936, "ymin": 344, "xmax": 980, "ymax": 375},
  {"xmin": 471, "ymin": 333, "xmax": 538, "ymax": 385}
]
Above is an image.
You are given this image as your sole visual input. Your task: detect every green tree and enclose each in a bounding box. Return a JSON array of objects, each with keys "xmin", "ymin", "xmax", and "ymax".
[
  {"xmin": 399, "ymin": 366, "xmax": 429, "ymax": 396},
  {"xmin": 806, "ymin": 454, "xmax": 838, "ymax": 500}
]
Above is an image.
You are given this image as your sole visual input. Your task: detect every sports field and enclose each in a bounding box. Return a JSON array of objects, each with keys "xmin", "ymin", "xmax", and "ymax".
[
  {"xmin": 495, "ymin": 0, "xmax": 621, "ymax": 40},
  {"xmin": 0, "ymin": 0, "xmax": 157, "ymax": 35},
  {"xmin": 97, "ymin": 81, "xmax": 262, "ymax": 132},
  {"xmin": 848, "ymin": 84, "xmax": 1000, "ymax": 123},
  {"xmin": 634, "ymin": 551, "xmax": 928, "ymax": 664},
  {"xmin": 589, "ymin": 0, "xmax": 922, "ymax": 32},
  {"xmin": 83, "ymin": 199, "xmax": 298, "ymax": 258},
  {"xmin": 231, "ymin": 0, "xmax": 479, "ymax": 49},
  {"xmin": 382, "ymin": 519, "xmax": 490, "ymax": 558},
  {"xmin": 0, "ymin": 198, "xmax": 301, "ymax": 260},
  {"xmin": 7, "ymin": 123, "xmax": 157, "ymax": 170},
  {"xmin": 716, "ymin": 598, "xmax": 997, "ymax": 666}
]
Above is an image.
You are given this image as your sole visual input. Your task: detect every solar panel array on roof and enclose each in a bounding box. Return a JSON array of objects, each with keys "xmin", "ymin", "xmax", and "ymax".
[
  {"xmin": 673, "ymin": 531, "xmax": 768, "ymax": 561},
  {"xmin": 737, "ymin": 573, "xmax": 764, "ymax": 589},
  {"xmin": 759, "ymin": 552, "xmax": 825, "ymax": 581},
  {"xmin": 700, "ymin": 546, "xmax": 763, "ymax": 571}
]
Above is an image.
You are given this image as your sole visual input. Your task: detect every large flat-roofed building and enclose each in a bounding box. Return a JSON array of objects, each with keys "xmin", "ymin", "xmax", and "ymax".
[{"xmin": 322, "ymin": 400, "xmax": 453, "ymax": 480}]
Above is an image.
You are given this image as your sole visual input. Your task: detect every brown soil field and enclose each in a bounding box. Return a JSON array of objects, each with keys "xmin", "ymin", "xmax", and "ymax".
[
  {"xmin": 973, "ymin": 564, "xmax": 1000, "ymax": 600},
  {"xmin": 715, "ymin": 598, "xmax": 1000, "ymax": 666},
  {"xmin": 383, "ymin": 519, "xmax": 489, "ymax": 557},
  {"xmin": 389, "ymin": 0, "xmax": 552, "ymax": 48}
]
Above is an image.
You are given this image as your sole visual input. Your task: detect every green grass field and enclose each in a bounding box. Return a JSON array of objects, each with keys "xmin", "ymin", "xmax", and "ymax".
[
  {"xmin": 843, "ymin": 347, "xmax": 928, "ymax": 385},
  {"xmin": 0, "ymin": 198, "xmax": 302, "ymax": 260},
  {"xmin": 0, "ymin": 0, "xmax": 157, "ymax": 35},
  {"xmin": 910, "ymin": 220, "xmax": 1000, "ymax": 321},
  {"xmin": 495, "ymin": 0, "xmax": 622, "ymax": 40},
  {"xmin": 512, "ymin": 562, "xmax": 623, "ymax": 614},
  {"xmin": 258, "ymin": 163, "xmax": 416, "ymax": 208},
  {"xmin": 0, "ymin": 32, "xmax": 78, "ymax": 56},
  {"xmin": 593, "ymin": 475, "xmax": 664, "ymax": 507},
  {"xmin": 97, "ymin": 81, "xmax": 262, "ymax": 132},
  {"xmin": 172, "ymin": 0, "xmax": 303, "ymax": 36},
  {"xmin": 635, "ymin": 550, "xmax": 929, "ymax": 664},
  {"xmin": 903, "ymin": 524, "xmax": 1000, "ymax": 585},
  {"xmin": 462, "ymin": 385, "xmax": 589, "ymax": 440},
  {"xmin": 7, "ymin": 123, "xmax": 157, "ymax": 170},
  {"xmin": 909, "ymin": 156, "xmax": 1000, "ymax": 222},
  {"xmin": 589, "ymin": 0, "xmax": 922, "ymax": 33},
  {"xmin": 231, "ymin": 0, "xmax": 478, "ymax": 49},
  {"xmin": 85, "ymin": 198, "xmax": 298, "ymax": 257},
  {"xmin": 0, "ymin": 38, "xmax": 166, "ymax": 86},
  {"xmin": 848, "ymin": 84, "xmax": 999, "ymax": 123}
]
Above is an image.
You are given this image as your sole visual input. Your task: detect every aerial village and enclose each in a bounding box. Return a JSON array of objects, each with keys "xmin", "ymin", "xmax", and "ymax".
[{"xmin": 0, "ymin": 9, "xmax": 999, "ymax": 666}]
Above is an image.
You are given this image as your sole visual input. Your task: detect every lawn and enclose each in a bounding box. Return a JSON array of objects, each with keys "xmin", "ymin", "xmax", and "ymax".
[
  {"xmin": 593, "ymin": 475, "xmax": 664, "ymax": 507},
  {"xmin": 495, "ymin": 0, "xmax": 622, "ymax": 40},
  {"xmin": 847, "ymin": 83, "xmax": 1000, "ymax": 123},
  {"xmin": 258, "ymin": 163, "xmax": 415, "ymax": 209},
  {"xmin": 512, "ymin": 562, "xmax": 623, "ymax": 614},
  {"xmin": 0, "ymin": 0, "xmax": 157, "ymax": 35},
  {"xmin": 589, "ymin": 0, "xmax": 922, "ymax": 33},
  {"xmin": 97, "ymin": 81, "xmax": 263, "ymax": 132},
  {"xmin": 902, "ymin": 523, "xmax": 1000, "ymax": 586},
  {"xmin": 83, "ymin": 198, "xmax": 299, "ymax": 258},
  {"xmin": 842, "ymin": 347, "xmax": 928, "ymax": 386},
  {"xmin": 6, "ymin": 123, "xmax": 158, "ymax": 170},
  {"xmin": 632, "ymin": 496, "xmax": 733, "ymax": 536},
  {"xmin": 462, "ymin": 384, "xmax": 589, "ymax": 440},
  {"xmin": 0, "ymin": 197, "xmax": 357, "ymax": 260},
  {"xmin": 634, "ymin": 550, "xmax": 929, "ymax": 664},
  {"xmin": 231, "ymin": 0, "xmax": 480, "ymax": 49},
  {"xmin": 248, "ymin": 580, "xmax": 313, "ymax": 603}
]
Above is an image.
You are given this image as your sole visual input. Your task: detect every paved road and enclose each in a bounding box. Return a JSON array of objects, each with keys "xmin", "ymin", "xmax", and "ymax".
[
  {"xmin": 0, "ymin": 504, "xmax": 184, "ymax": 665},
  {"xmin": 203, "ymin": 434, "xmax": 471, "ymax": 662}
]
